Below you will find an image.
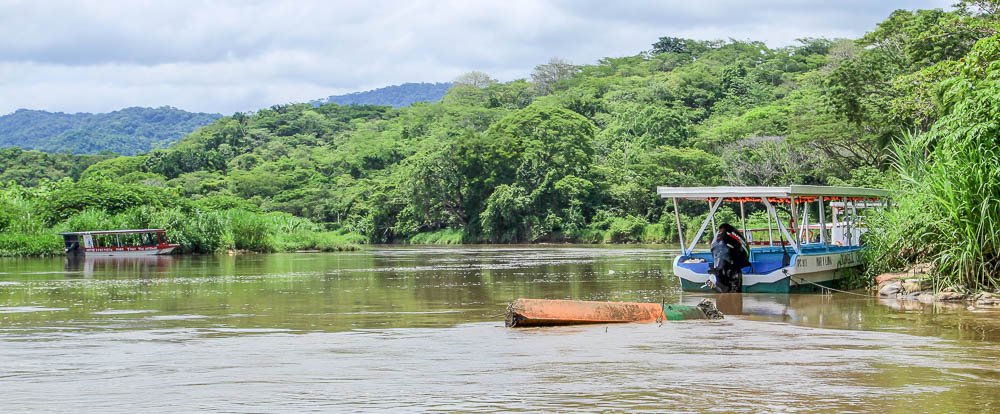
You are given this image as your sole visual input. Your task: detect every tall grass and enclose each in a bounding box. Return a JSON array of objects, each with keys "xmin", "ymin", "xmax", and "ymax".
[
  {"xmin": 408, "ymin": 228, "xmax": 465, "ymax": 244},
  {"xmin": 922, "ymin": 134, "xmax": 1000, "ymax": 291},
  {"xmin": 865, "ymin": 102, "xmax": 1000, "ymax": 290},
  {"xmin": 580, "ymin": 214, "xmax": 647, "ymax": 243},
  {"xmin": 0, "ymin": 233, "xmax": 62, "ymax": 256},
  {"xmin": 226, "ymin": 209, "xmax": 274, "ymax": 252},
  {"xmin": 275, "ymin": 230, "xmax": 366, "ymax": 251},
  {"xmin": 640, "ymin": 223, "xmax": 666, "ymax": 244},
  {"xmin": 863, "ymin": 133, "xmax": 941, "ymax": 281},
  {"xmin": 0, "ymin": 185, "xmax": 63, "ymax": 255}
]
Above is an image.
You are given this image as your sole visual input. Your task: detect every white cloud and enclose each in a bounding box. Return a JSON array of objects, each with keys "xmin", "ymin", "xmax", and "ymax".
[{"xmin": 0, "ymin": 0, "xmax": 954, "ymax": 114}]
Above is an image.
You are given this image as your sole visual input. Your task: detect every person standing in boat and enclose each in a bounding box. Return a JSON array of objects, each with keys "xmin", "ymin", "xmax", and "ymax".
[{"xmin": 709, "ymin": 223, "xmax": 750, "ymax": 293}]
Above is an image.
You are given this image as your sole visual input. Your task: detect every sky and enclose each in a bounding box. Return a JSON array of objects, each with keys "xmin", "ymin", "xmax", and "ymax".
[{"xmin": 0, "ymin": 0, "xmax": 954, "ymax": 115}]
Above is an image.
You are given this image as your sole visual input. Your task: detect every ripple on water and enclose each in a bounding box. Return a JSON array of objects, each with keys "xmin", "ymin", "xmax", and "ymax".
[
  {"xmin": 144, "ymin": 315, "xmax": 208, "ymax": 321},
  {"xmin": 340, "ymin": 310, "xmax": 463, "ymax": 315},
  {"xmin": 92, "ymin": 309, "xmax": 158, "ymax": 316},
  {"xmin": 0, "ymin": 306, "xmax": 68, "ymax": 313},
  {"xmin": 1, "ymin": 320, "xmax": 994, "ymax": 413}
]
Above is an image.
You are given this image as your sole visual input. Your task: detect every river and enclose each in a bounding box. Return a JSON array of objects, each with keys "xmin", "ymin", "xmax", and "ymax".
[{"xmin": 1, "ymin": 247, "xmax": 998, "ymax": 412}]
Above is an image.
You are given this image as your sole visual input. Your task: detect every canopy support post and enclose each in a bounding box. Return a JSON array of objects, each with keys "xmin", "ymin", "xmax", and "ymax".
[
  {"xmin": 673, "ymin": 197, "xmax": 686, "ymax": 256},
  {"xmin": 739, "ymin": 201, "xmax": 747, "ymax": 236},
  {"xmin": 832, "ymin": 199, "xmax": 839, "ymax": 244},
  {"xmin": 790, "ymin": 197, "xmax": 799, "ymax": 247},
  {"xmin": 687, "ymin": 197, "xmax": 724, "ymax": 254},
  {"xmin": 766, "ymin": 203, "xmax": 774, "ymax": 247},
  {"xmin": 708, "ymin": 201, "xmax": 716, "ymax": 234},
  {"xmin": 818, "ymin": 197, "xmax": 827, "ymax": 247},
  {"xmin": 739, "ymin": 201, "xmax": 751, "ymax": 261},
  {"xmin": 850, "ymin": 198, "xmax": 859, "ymax": 247},
  {"xmin": 843, "ymin": 196, "xmax": 851, "ymax": 246},
  {"xmin": 762, "ymin": 197, "xmax": 799, "ymax": 254},
  {"xmin": 801, "ymin": 200, "xmax": 810, "ymax": 243}
]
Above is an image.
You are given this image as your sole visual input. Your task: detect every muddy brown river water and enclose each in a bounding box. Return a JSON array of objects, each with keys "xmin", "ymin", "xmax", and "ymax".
[{"xmin": 1, "ymin": 247, "xmax": 999, "ymax": 412}]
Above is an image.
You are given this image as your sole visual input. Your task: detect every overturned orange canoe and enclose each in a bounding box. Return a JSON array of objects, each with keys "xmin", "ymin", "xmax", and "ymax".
[{"xmin": 505, "ymin": 298, "xmax": 721, "ymax": 327}]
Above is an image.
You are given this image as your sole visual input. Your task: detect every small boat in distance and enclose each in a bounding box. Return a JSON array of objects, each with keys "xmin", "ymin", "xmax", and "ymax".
[{"xmin": 61, "ymin": 229, "xmax": 180, "ymax": 256}]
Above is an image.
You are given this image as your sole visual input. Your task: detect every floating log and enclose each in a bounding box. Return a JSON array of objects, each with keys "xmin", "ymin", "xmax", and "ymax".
[{"xmin": 505, "ymin": 298, "xmax": 723, "ymax": 327}]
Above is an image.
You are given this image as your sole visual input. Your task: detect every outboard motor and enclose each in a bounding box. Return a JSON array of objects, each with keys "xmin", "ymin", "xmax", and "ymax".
[{"xmin": 708, "ymin": 223, "xmax": 749, "ymax": 293}]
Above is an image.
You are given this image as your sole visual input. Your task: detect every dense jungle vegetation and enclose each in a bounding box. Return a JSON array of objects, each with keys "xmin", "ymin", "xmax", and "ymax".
[{"xmin": 0, "ymin": 2, "xmax": 997, "ymax": 290}]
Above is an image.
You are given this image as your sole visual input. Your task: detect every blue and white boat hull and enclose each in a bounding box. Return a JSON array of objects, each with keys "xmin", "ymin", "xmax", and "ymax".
[{"xmin": 673, "ymin": 246, "xmax": 864, "ymax": 293}]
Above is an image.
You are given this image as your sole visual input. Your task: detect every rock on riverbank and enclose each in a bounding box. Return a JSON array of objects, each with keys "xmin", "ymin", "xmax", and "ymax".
[{"xmin": 876, "ymin": 264, "xmax": 1000, "ymax": 307}]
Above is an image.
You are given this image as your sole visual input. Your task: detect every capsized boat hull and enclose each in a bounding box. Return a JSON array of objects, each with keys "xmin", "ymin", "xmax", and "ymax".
[{"xmin": 505, "ymin": 298, "xmax": 721, "ymax": 327}]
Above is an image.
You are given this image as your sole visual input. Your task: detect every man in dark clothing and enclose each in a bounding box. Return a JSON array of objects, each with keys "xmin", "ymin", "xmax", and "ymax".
[{"xmin": 709, "ymin": 223, "xmax": 750, "ymax": 293}]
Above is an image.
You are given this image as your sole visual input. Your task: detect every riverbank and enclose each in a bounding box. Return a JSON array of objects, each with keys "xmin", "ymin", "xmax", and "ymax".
[
  {"xmin": 402, "ymin": 221, "xmax": 675, "ymax": 245},
  {"xmin": 0, "ymin": 233, "xmax": 678, "ymax": 258},
  {"xmin": 0, "ymin": 182, "xmax": 367, "ymax": 257},
  {"xmin": 0, "ymin": 222, "xmax": 679, "ymax": 257},
  {"xmin": 0, "ymin": 226, "xmax": 365, "ymax": 257},
  {"xmin": 876, "ymin": 264, "xmax": 1000, "ymax": 308}
]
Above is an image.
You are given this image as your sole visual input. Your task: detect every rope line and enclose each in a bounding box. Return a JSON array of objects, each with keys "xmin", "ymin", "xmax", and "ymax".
[{"xmin": 791, "ymin": 276, "xmax": 874, "ymax": 298}]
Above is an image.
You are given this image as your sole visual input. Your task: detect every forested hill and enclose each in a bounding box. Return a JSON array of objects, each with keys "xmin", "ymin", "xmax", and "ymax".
[
  {"xmin": 315, "ymin": 82, "xmax": 452, "ymax": 108},
  {"xmin": 0, "ymin": 106, "xmax": 221, "ymax": 155},
  {"xmin": 2, "ymin": 2, "xmax": 997, "ymax": 275}
]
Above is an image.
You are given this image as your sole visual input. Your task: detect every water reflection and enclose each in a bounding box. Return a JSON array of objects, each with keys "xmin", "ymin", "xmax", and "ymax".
[
  {"xmin": 681, "ymin": 292, "xmax": 1000, "ymax": 342},
  {"xmin": 64, "ymin": 255, "xmax": 175, "ymax": 278}
]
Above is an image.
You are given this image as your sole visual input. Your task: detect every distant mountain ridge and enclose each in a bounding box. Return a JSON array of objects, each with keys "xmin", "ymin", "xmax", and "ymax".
[
  {"xmin": 1, "ymin": 83, "xmax": 449, "ymax": 156},
  {"xmin": 0, "ymin": 106, "xmax": 221, "ymax": 155},
  {"xmin": 315, "ymin": 82, "xmax": 452, "ymax": 108}
]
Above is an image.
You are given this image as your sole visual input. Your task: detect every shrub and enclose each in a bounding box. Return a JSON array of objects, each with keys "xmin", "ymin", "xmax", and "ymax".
[
  {"xmin": 605, "ymin": 215, "xmax": 647, "ymax": 243},
  {"xmin": 641, "ymin": 223, "xmax": 666, "ymax": 243},
  {"xmin": 274, "ymin": 230, "xmax": 365, "ymax": 251},
  {"xmin": 0, "ymin": 233, "xmax": 62, "ymax": 256},
  {"xmin": 408, "ymin": 228, "xmax": 465, "ymax": 244}
]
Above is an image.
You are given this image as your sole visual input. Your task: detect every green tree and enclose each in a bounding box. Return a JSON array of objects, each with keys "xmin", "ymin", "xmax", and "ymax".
[
  {"xmin": 531, "ymin": 58, "xmax": 580, "ymax": 95},
  {"xmin": 480, "ymin": 184, "xmax": 531, "ymax": 242}
]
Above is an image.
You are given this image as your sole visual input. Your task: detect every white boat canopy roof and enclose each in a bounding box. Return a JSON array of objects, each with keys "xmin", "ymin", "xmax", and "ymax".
[
  {"xmin": 60, "ymin": 229, "xmax": 167, "ymax": 236},
  {"xmin": 656, "ymin": 185, "xmax": 889, "ymax": 200}
]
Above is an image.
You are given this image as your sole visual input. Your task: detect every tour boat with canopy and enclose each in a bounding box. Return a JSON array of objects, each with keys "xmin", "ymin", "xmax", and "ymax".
[
  {"xmin": 658, "ymin": 185, "xmax": 889, "ymax": 293},
  {"xmin": 61, "ymin": 229, "xmax": 180, "ymax": 256}
]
